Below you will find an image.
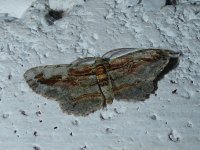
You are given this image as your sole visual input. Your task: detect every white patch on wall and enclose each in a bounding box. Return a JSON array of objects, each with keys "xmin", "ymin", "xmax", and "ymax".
[
  {"xmin": 142, "ymin": 0, "xmax": 166, "ymax": 11},
  {"xmin": 0, "ymin": 0, "xmax": 36, "ymax": 19},
  {"xmin": 49, "ymin": 0, "xmax": 84, "ymax": 11}
]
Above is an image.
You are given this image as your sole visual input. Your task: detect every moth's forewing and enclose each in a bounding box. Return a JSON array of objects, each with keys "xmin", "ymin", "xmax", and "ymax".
[
  {"xmin": 24, "ymin": 62, "xmax": 104, "ymax": 116},
  {"xmin": 108, "ymin": 49, "xmax": 180, "ymax": 101},
  {"xmin": 24, "ymin": 64, "xmax": 70, "ymax": 99}
]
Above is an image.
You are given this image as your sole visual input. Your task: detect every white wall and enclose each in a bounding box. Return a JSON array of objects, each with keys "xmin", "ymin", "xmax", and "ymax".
[{"xmin": 0, "ymin": 0, "xmax": 200, "ymax": 150}]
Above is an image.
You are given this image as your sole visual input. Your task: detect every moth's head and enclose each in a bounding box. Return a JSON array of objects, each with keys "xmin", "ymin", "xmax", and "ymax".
[
  {"xmin": 94, "ymin": 57, "xmax": 110, "ymax": 66},
  {"xmin": 159, "ymin": 49, "xmax": 182, "ymax": 58}
]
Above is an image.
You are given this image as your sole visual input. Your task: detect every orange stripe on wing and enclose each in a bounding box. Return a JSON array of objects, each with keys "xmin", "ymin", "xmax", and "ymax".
[
  {"xmin": 72, "ymin": 92, "xmax": 103, "ymax": 104},
  {"xmin": 68, "ymin": 66, "xmax": 95, "ymax": 76},
  {"xmin": 112, "ymin": 82, "xmax": 141, "ymax": 93}
]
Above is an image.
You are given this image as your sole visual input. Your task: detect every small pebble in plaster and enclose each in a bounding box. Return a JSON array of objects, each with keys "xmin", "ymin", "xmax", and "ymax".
[
  {"xmin": 19, "ymin": 110, "xmax": 28, "ymax": 116},
  {"xmin": 53, "ymin": 126, "xmax": 58, "ymax": 129},
  {"xmin": 33, "ymin": 146, "xmax": 41, "ymax": 150},
  {"xmin": 80, "ymin": 145, "xmax": 87, "ymax": 150},
  {"xmin": 92, "ymin": 33, "xmax": 99, "ymax": 40},
  {"xmin": 180, "ymin": 91, "xmax": 190, "ymax": 99},
  {"xmin": 71, "ymin": 120, "xmax": 79, "ymax": 126},
  {"xmin": 39, "ymin": 120, "xmax": 43, "ymax": 123},
  {"xmin": 105, "ymin": 128, "xmax": 114, "ymax": 134},
  {"xmin": 2, "ymin": 113, "xmax": 9, "ymax": 119},
  {"xmin": 168, "ymin": 130, "xmax": 180, "ymax": 142},
  {"xmin": 35, "ymin": 111, "xmax": 41, "ymax": 116},
  {"xmin": 43, "ymin": 53, "xmax": 49, "ymax": 58},
  {"xmin": 14, "ymin": 93, "xmax": 18, "ymax": 97},
  {"xmin": 150, "ymin": 114, "xmax": 157, "ymax": 120},
  {"xmin": 114, "ymin": 106, "xmax": 126, "ymax": 114},
  {"xmin": 24, "ymin": 48, "xmax": 180, "ymax": 116},
  {"xmin": 100, "ymin": 111, "xmax": 115, "ymax": 120},
  {"xmin": 104, "ymin": 10, "xmax": 114, "ymax": 20},
  {"xmin": 186, "ymin": 121, "xmax": 193, "ymax": 128},
  {"xmin": 45, "ymin": 9, "xmax": 64, "ymax": 25}
]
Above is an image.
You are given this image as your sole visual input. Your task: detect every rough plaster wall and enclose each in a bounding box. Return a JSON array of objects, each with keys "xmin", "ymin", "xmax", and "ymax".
[{"xmin": 0, "ymin": 0, "xmax": 200, "ymax": 150}]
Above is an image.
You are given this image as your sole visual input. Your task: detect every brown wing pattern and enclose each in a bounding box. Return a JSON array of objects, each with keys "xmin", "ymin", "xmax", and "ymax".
[
  {"xmin": 108, "ymin": 49, "xmax": 180, "ymax": 101},
  {"xmin": 24, "ymin": 63, "xmax": 104, "ymax": 116}
]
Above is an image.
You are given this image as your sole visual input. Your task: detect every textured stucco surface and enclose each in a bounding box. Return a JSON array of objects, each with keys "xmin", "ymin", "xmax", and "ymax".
[{"xmin": 0, "ymin": 0, "xmax": 200, "ymax": 150}]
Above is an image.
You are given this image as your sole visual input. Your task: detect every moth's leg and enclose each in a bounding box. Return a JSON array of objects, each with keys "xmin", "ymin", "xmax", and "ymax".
[{"xmin": 102, "ymin": 48, "xmax": 140, "ymax": 59}]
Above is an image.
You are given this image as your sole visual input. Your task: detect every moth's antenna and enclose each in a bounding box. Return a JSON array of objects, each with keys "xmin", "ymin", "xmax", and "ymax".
[
  {"xmin": 71, "ymin": 57, "xmax": 96, "ymax": 66},
  {"xmin": 102, "ymin": 48, "xmax": 139, "ymax": 59},
  {"xmin": 84, "ymin": 49, "xmax": 100, "ymax": 58}
]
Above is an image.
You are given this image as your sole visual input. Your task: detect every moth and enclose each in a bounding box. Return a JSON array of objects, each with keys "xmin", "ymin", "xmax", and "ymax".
[{"xmin": 24, "ymin": 48, "xmax": 180, "ymax": 116}]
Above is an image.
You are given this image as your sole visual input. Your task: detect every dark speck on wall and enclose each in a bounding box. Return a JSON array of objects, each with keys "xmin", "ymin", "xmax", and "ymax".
[
  {"xmin": 19, "ymin": 110, "xmax": 28, "ymax": 116},
  {"xmin": 33, "ymin": 146, "xmax": 41, "ymax": 150},
  {"xmin": 165, "ymin": 0, "xmax": 177, "ymax": 5},
  {"xmin": 172, "ymin": 89, "xmax": 177, "ymax": 94},
  {"xmin": 45, "ymin": 9, "xmax": 64, "ymax": 25}
]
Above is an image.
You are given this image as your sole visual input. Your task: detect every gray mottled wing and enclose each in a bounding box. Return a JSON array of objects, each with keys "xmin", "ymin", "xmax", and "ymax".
[
  {"xmin": 107, "ymin": 48, "xmax": 180, "ymax": 101},
  {"xmin": 24, "ymin": 63, "xmax": 104, "ymax": 116}
]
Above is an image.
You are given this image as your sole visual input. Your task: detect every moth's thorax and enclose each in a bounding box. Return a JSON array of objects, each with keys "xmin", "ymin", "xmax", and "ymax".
[
  {"xmin": 95, "ymin": 64, "xmax": 108, "ymax": 86},
  {"xmin": 94, "ymin": 58, "xmax": 110, "ymax": 86}
]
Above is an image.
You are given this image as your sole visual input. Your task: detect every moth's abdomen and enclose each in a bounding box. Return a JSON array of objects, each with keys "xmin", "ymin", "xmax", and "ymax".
[{"xmin": 95, "ymin": 64, "xmax": 113, "ymax": 105}]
